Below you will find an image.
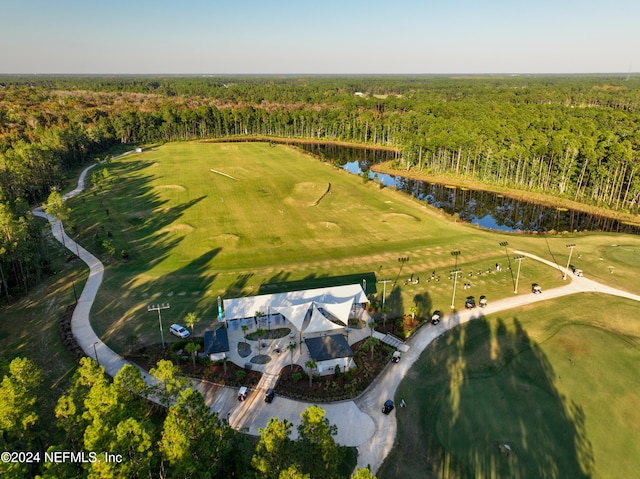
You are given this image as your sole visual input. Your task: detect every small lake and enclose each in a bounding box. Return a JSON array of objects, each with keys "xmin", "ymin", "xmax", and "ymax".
[{"xmin": 295, "ymin": 142, "xmax": 640, "ymax": 235}]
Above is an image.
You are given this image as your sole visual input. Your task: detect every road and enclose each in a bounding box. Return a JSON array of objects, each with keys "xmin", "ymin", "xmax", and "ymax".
[{"xmin": 35, "ymin": 158, "xmax": 640, "ymax": 475}]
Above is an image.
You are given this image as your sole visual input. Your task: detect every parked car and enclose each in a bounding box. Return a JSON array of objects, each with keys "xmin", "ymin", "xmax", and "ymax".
[
  {"xmin": 169, "ymin": 324, "xmax": 190, "ymax": 339},
  {"xmin": 391, "ymin": 351, "xmax": 401, "ymax": 363},
  {"xmin": 532, "ymin": 284, "xmax": 542, "ymax": 294},
  {"xmin": 431, "ymin": 311, "xmax": 441, "ymax": 325},
  {"xmin": 465, "ymin": 296, "xmax": 476, "ymax": 309},
  {"xmin": 265, "ymin": 388, "xmax": 275, "ymax": 403},
  {"xmin": 382, "ymin": 399, "xmax": 394, "ymax": 415},
  {"xmin": 238, "ymin": 386, "xmax": 248, "ymax": 401}
]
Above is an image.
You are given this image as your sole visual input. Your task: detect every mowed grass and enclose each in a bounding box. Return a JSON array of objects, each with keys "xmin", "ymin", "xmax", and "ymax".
[
  {"xmin": 67, "ymin": 141, "xmax": 638, "ymax": 353},
  {"xmin": 379, "ymin": 294, "xmax": 640, "ymax": 479}
]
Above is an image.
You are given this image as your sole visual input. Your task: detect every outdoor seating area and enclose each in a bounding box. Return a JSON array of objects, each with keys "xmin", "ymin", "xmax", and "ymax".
[{"xmin": 219, "ymin": 284, "xmax": 373, "ymax": 379}]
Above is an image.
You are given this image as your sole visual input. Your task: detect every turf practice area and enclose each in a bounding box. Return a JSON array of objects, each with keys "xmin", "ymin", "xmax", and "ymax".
[
  {"xmin": 378, "ymin": 294, "xmax": 640, "ymax": 479},
  {"xmin": 68, "ymin": 141, "xmax": 640, "ymax": 351}
]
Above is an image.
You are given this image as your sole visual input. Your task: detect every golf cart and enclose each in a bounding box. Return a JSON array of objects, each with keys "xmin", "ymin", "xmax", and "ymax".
[
  {"xmin": 391, "ymin": 351, "xmax": 401, "ymax": 363},
  {"xmin": 479, "ymin": 295, "xmax": 487, "ymax": 308},
  {"xmin": 238, "ymin": 386, "xmax": 248, "ymax": 402},
  {"xmin": 265, "ymin": 388, "xmax": 275, "ymax": 403},
  {"xmin": 382, "ymin": 399, "xmax": 394, "ymax": 415},
  {"xmin": 532, "ymin": 284, "xmax": 542, "ymax": 294},
  {"xmin": 573, "ymin": 268, "xmax": 584, "ymax": 277},
  {"xmin": 431, "ymin": 310, "xmax": 441, "ymax": 325},
  {"xmin": 465, "ymin": 296, "xmax": 476, "ymax": 309}
]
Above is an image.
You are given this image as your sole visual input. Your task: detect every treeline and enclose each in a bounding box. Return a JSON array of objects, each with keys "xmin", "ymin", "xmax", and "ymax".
[
  {"xmin": 1, "ymin": 75, "xmax": 640, "ymax": 297},
  {"xmin": 0, "ymin": 356, "xmax": 373, "ymax": 479}
]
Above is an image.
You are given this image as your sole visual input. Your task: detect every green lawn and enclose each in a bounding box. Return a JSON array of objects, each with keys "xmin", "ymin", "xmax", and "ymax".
[
  {"xmin": 65, "ymin": 141, "xmax": 640, "ymax": 355},
  {"xmin": 379, "ymin": 294, "xmax": 640, "ymax": 479}
]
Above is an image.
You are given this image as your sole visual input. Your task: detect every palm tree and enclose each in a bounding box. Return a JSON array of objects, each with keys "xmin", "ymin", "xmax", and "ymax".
[
  {"xmin": 185, "ymin": 341, "xmax": 201, "ymax": 368},
  {"xmin": 408, "ymin": 305, "xmax": 419, "ymax": 322},
  {"xmin": 241, "ymin": 324, "xmax": 249, "ymax": 341},
  {"xmin": 220, "ymin": 356, "xmax": 229, "ymax": 376},
  {"xmin": 368, "ymin": 320, "xmax": 376, "ymax": 337},
  {"xmin": 255, "ymin": 311, "xmax": 266, "ymax": 335},
  {"xmin": 364, "ymin": 337, "xmax": 380, "ymax": 361},
  {"xmin": 184, "ymin": 312, "xmax": 199, "ymax": 335},
  {"xmin": 305, "ymin": 359, "xmax": 317, "ymax": 387},
  {"xmin": 256, "ymin": 328, "xmax": 266, "ymax": 356},
  {"xmin": 288, "ymin": 342, "xmax": 297, "ymax": 371}
]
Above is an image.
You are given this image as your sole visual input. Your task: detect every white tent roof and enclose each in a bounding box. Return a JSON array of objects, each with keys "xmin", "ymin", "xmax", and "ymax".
[
  {"xmin": 272, "ymin": 302, "xmax": 312, "ymax": 332},
  {"xmin": 316, "ymin": 298, "xmax": 355, "ymax": 325},
  {"xmin": 303, "ymin": 304, "xmax": 345, "ymax": 334},
  {"xmin": 222, "ymin": 284, "xmax": 368, "ymax": 324}
]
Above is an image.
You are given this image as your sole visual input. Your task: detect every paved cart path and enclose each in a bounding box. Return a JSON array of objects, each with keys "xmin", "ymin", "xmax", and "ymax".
[{"xmin": 36, "ymin": 158, "xmax": 640, "ymax": 475}]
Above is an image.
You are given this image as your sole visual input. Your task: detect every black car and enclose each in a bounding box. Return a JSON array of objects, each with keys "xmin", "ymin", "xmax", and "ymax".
[
  {"xmin": 465, "ymin": 296, "xmax": 476, "ymax": 309},
  {"xmin": 382, "ymin": 399, "xmax": 394, "ymax": 415},
  {"xmin": 265, "ymin": 388, "xmax": 275, "ymax": 403}
]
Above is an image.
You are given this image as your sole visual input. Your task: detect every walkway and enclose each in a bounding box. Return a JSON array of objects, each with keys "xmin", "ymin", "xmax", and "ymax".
[{"xmin": 37, "ymin": 158, "xmax": 640, "ymax": 475}]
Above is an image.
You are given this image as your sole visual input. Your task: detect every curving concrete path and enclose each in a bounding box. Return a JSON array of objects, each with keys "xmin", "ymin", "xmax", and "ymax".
[{"xmin": 36, "ymin": 158, "xmax": 640, "ymax": 475}]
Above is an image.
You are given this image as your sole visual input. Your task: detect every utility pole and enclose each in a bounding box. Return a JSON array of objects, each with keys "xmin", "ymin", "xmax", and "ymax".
[{"xmin": 148, "ymin": 303, "xmax": 170, "ymax": 348}]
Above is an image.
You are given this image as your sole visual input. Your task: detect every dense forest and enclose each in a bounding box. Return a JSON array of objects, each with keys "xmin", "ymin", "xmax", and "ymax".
[
  {"xmin": 1, "ymin": 74, "xmax": 640, "ymax": 298},
  {"xmin": 0, "ymin": 356, "xmax": 368, "ymax": 479}
]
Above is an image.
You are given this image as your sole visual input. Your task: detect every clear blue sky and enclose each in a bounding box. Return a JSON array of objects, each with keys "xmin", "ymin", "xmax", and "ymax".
[{"xmin": 1, "ymin": 0, "xmax": 638, "ymax": 74}]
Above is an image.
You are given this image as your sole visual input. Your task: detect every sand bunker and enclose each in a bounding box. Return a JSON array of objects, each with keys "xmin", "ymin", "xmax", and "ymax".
[
  {"xmin": 381, "ymin": 212, "xmax": 418, "ymax": 222},
  {"xmin": 160, "ymin": 224, "xmax": 195, "ymax": 233},
  {"xmin": 154, "ymin": 184, "xmax": 186, "ymax": 191}
]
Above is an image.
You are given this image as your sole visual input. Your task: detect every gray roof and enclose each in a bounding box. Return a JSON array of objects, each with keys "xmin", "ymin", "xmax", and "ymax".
[
  {"xmin": 204, "ymin": 327, "xmax": 230, "ymax": 354},
  {"xmin": 305, "ymin": 334, "xmax": 353, "ymax": 361}
]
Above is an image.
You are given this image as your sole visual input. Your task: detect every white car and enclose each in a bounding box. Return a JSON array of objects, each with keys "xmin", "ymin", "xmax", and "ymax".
[{"xmin": 169, "ymin": 324, "xmax": 190, "ymax": 339}]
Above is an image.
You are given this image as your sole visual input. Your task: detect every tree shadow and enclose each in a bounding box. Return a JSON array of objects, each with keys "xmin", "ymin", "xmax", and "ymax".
[{"xmin": 380, "ymin": 315, "xmax": 594, "ymax": 479}]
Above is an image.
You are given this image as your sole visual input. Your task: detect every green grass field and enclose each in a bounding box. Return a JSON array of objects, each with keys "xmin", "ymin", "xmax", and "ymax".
[
  {"xmin": 65, "ymin": 141, "xmax": 640, "ymax": 353},
  {"xmin": 378, "ymin": 294, "xmax": 640, "ymax": 479},
  {"xmin": 2, "ymin": 140, "xmax": 640, "ymax": 479}
]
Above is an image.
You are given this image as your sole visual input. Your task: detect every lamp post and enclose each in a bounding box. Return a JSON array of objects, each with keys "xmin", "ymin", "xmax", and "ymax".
[
  {"xmin": 513, "ymin": 256, "xmax": 524, "ymax": 294},
  {"xmin": 93, "ymin": 341, "xmax": 100, "ymax": 366},
  {"xmin": 378, "ymin": 279, "xmax": 393, "ymax": 314},
  {"xmin": 451, "ymin": 250, "xmax": 461, "ymax": 269},
  {"xmin": 450, "ymin": 268, "xmax": 461, "ymax": 309},
  {"xmin": 564, "ymin": 244, "xmax": 576, "ymax": 279},
  {"xmin": 148, "ymin": 303, "xmax": 170, "ymax": 349},
  {"xmin": 217, "ymin": 295, "xmax": 223, "ymax": 322},
  {"xmin": 362, "ymin": 279, "xmax": 366, "ymax": 294}
]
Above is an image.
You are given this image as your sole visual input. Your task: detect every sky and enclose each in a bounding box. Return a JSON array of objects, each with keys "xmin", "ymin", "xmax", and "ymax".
[{"xmin": 1, "ymin": 0, "xmax": 639, "ymax": 74}]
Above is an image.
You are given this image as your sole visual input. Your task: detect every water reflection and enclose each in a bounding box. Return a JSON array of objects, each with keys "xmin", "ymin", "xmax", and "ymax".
[{"xmin": 295, "ymin": 143, "xmax": 640, "ymax": 235}]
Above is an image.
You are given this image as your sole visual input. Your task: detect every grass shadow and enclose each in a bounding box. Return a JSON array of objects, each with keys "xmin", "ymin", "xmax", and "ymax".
[{"xmin": 379, "ymin": 315, "xmax": 594, "ymax": 479}]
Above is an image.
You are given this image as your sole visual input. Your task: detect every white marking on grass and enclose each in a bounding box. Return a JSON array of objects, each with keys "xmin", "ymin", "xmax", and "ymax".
[
  {"xmin": 178, "ymin": 291, "xmax": 186, "ymax": 296},
  {"xmin": 210, "ymin": 169, "xmax": 239, "ymax": 181},
  {"xmin": 167, "ymin": 291, "xmax": 174, "ymax": 297}
]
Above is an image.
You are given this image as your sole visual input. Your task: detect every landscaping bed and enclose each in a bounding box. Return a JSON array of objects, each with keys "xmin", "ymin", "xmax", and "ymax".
[{"xmin": 275, "ymin": 338, "xmax": 395, "ymax": 402}]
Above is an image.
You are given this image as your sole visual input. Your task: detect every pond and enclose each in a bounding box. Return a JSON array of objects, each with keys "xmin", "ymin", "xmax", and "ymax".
[{"xmin": 295, "ymin": 142, "xmax": 640, "ymax": 235}]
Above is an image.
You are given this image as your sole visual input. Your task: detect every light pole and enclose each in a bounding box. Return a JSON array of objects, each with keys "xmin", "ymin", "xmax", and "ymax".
[
  {"xmin": 451, "ymin": 250, "xmax": 461, "ymax": 269},
  {"xmin": 564, "ymin": 244, "xmax": 576, "ymax": 279},
  {"xmin": 499, "ymin": 241, "xmax": 512, "ymax": 269},
  {"xmin": 378, "ymin": 279, "xmax": 393, "ymax": 314},
  {"xmin": 450, "ymin": 268, "xmax": 461, "ymax": 309},
  {"xmin": 513, "ymin": 256, "xmax": 524, "ymax": 294},
  {"xmin": 148, "ymin": 303, "xmax": 170, "ymax": 349},
  {"xmin": 362, "ymin": 278, "xmax": 366, "ymax": 294},
  {"xmin": 93, "ymin": 341, "xmax": 100, "ymax": 366}
]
